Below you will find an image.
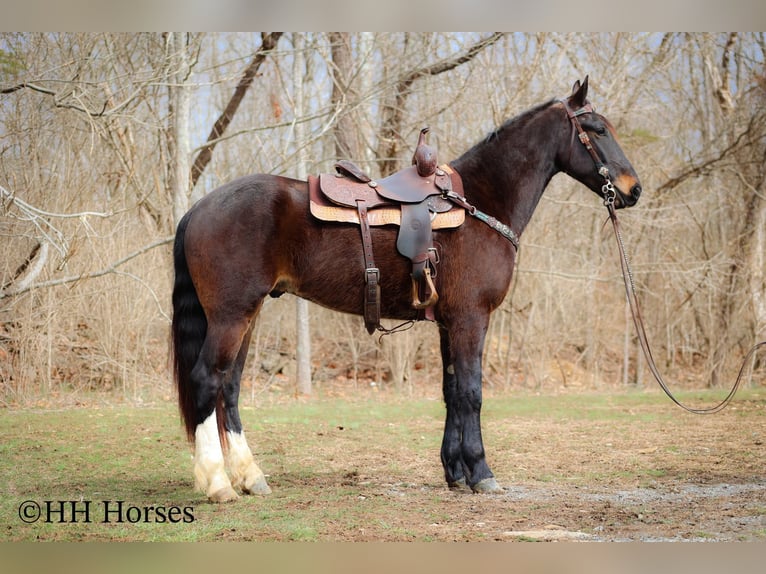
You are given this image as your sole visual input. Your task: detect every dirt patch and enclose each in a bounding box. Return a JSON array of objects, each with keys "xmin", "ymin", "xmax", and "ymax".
[
  {"xmin": 485, "ymin": 482, "xmax": 766, "ymax": 541},
  {"xmin": 223, "ymin": 391, "xmax": 766, "ymax": 542}
]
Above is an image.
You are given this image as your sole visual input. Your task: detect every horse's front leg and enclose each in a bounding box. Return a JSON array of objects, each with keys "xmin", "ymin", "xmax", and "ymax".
[
  {"xmin": 440, "ymin": 318, "xmax": 502, "ymax": 493},
  {"xmin": 439, "ymin": 326, "xmax": 466, "ymax": 488}
]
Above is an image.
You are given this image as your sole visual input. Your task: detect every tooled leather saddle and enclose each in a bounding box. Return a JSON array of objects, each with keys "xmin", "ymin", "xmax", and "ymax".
[{"xmin": 308, "ymin": 128, "xmax": 465, "ymax": 334}]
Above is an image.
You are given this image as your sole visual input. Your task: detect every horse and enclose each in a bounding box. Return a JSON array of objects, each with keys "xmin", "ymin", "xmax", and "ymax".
[{"xmin": 171, "ymin": 77, "xmax": 642, "ymax": 502}]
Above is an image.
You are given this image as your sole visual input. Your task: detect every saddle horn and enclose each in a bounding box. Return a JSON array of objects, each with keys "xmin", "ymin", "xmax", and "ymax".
[{"xmin": 412, "ymin": 127, "xmax": 437, "ymax": 177}]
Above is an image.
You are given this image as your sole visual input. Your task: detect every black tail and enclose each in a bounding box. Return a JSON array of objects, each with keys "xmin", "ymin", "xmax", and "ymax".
[{"xmin": 171, "ymin": 213, "xmax": 221, "ymax": 443}]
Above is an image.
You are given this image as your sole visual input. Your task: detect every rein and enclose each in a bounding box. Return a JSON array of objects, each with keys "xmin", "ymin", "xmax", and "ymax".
[
  {"xmin": 604, "ymin": 197, "xmax": 765, "ymax": 413},
  {"xmin": 562, "ymin": 94, "xmax": 766, "ymax": 413},
  {"xmin": 604, "ymin": 198, "xmax": 766, "ymax": 415}
]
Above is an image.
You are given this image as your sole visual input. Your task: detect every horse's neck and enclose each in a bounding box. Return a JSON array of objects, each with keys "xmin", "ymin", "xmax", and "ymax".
[{"xmin": 453, "ymin": 118, "xmax": 559, "ymax": 238}]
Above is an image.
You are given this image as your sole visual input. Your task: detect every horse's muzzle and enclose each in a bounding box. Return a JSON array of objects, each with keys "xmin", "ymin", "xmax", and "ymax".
[
  {"xmin": 615, "ymin": 181, "xmax": 642, "ymax": 208},
  {"xmin": 623, "ymin": 183, "xmax": 642, "ymax": 206}
]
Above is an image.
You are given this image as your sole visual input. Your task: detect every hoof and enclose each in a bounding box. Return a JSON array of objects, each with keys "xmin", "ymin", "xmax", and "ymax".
[
  {"xmin": 209, "ymin": 486, "xmax": 239, "ymax": 503},
  {"xmin": 243, "ymin": 474, "xmax": 272, "ymax": 495},
  {"xmin": 448, "ymin": 477, "xmax": 468, "ymax": 490},
  {"xmin": 471, "ymin": 477, "xmax": 502, "ymax": 493}
]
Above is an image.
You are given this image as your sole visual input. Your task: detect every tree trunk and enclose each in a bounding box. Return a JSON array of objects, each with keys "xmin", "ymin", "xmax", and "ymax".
[
  {"xmin": 750, "ymin": 193, "xmax": 766, "ymax": 339},
  {"xmin": 328, "ymin": 32, "xmax": 362, "ymax": 162},
  {"xmin": 293, "ymin": 33, "xmax": 312, "ymax": 396},
  {"xmin": 169, "ymin": 32, "xmax": 193, "ymax": 227}
]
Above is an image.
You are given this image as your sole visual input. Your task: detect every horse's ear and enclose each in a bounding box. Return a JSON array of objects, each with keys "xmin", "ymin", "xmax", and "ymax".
[{"xmin": 569, "ymin": 76, "xmax": 589, "ymax": 107}]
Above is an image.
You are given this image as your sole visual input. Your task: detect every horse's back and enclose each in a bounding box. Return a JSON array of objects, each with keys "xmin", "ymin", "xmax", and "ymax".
[{"xmin": 189, "ymin": 173, "xmax": 302, "ymax": 216}]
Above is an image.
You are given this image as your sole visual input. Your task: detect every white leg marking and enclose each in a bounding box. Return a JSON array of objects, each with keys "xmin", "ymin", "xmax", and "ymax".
[
  {"xmin": 226, "ymin": 430, "xmax": 271, "ymax": 495},
  {"xmin": 194, "ymin": 412, "xmax": 238, "ymax": 502}
]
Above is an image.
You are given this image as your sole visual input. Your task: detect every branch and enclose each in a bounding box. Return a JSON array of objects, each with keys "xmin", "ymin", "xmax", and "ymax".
[
  {"xmin": 0, "ymin": 82, "xmax": 55, "ymax": 96},
  {"xmin": 378, "ymin": 33, "xmax": 504, "ymax": 176},
  {"xmin": 655, "ymin": 114, "xmax": 760, "ymax": 195},
  {"xmin": 401, "ymin": 32, "xmax": 505, "ymax": 83},
  {"xmin": 0, "ymin": 236, "xmax": 173, "ymax": 300},
  {"xmin": 716, "ymin": 32, "xmax": 737, "ymax": 112},
  {"xmin": 190, "ymin": 32, "xmax": 283, "ymax": 188},
  {"xmin": 1, "ymin": 241, "xmax": 46, "ymax": 293},
  {"xmin": 1, "ymin": 185, "xmax": 112, "ymax": 219},
  {"xmin": 0, "ymin": 81, "xmax": 141, "ymax": 118},
  {"xmin": 1, "ymin": 183, "xmax": 113, "ymax": 263}
]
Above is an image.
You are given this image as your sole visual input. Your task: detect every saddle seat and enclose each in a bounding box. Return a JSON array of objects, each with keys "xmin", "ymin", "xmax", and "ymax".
[
  {"xmin": 307, "ymin": 129, "xmax": 465, "ymax": 333},
  {"xmin": 319, "ymin": 160, "xmax": 456, "ymax": 208}
]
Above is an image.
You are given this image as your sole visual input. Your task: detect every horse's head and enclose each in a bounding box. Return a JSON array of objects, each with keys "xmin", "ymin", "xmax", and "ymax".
[{"xmin": 557, "ymin": 76, "xmax": 642, "ymax": 209}]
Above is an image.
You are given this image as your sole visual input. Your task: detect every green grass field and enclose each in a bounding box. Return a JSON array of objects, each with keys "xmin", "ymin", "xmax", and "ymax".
[{"xmin": 2, "ymin": 388, "xmax": 764, "ymax": 542}]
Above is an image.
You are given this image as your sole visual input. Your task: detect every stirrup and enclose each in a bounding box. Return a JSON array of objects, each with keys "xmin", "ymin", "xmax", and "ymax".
[{"xmin": 411, "ymin": 267, "xmax": 438, "ymax": 309}]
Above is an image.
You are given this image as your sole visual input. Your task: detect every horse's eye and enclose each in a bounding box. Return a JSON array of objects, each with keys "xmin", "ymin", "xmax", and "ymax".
[{"xmin": 594, "ymin": 126, "xmax": 607, "ymax": 137}]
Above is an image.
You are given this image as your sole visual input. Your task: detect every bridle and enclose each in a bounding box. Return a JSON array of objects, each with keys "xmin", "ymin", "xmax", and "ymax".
[
  {"xmin": 559, "ymin": 98, "xmax": 617, "ymax": 208},
  {"xmin": 562, "ymin": 96, "xmax": 764, "ymax": 414}
]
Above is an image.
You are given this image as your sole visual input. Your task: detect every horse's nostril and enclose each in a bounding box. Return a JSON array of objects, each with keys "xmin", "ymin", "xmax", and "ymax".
[{"xmin": 631, "ymin": 184, "xmax": 642, "ymax": 199}]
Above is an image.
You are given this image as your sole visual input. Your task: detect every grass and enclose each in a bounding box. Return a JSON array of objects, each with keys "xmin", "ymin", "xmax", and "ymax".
[{"xmin": 1, "ymin": 387, "xmax": 764, "ymax": 541}]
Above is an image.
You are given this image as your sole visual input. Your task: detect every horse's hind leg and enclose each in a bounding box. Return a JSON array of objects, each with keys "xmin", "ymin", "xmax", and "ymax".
[
  {"xmin": 191, "ymin": 320, "xmax": 252, "ymax": 503},
  {"xmin": 223, "ymin": 324, "xmax": 271, "ymax": 496},
  {"xmin": 192, "ymin": 402, "xmax": 237, "ymax": 502}
]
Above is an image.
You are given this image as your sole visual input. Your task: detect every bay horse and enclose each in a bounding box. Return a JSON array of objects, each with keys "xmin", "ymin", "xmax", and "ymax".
[{"xmin": 171, "ymin": 77, "xmax": 642, "ymax": 502}]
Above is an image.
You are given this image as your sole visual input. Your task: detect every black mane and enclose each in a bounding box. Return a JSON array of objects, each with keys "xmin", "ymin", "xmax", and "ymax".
[{"xmin": 482, "ymin": 99, "xmax": 557, "ymax": 145}]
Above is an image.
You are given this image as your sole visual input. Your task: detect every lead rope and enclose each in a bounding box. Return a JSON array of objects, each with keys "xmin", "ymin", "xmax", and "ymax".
[{"xmin": 603, "ymin": 183, "xmax": 766, "ymax": 414}]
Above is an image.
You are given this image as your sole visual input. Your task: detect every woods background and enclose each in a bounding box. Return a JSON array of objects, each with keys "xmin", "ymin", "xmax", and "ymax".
[{"xmin": 1, "ymin": 32, "xmax": 764, "ymax": 406}]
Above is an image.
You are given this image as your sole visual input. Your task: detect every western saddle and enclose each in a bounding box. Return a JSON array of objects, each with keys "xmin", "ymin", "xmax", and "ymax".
[{"xmin": 308, "ymin": 128, "xmax": 466, "ymax": 334}]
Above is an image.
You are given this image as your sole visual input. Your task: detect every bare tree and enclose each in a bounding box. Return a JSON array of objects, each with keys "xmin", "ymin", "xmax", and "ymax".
[
  {"xmin": 167, "ymin": 32, "xmax": 195, "ymax": 226},
  {"xmin": 2, "ymin": 32, "xmax": 764, "ymax": 404},
  {"xmin": 189, "ymin": 32, "xmax": 283, "ymax": 191},
  {"xmin": 293, "ymin": 33, "xmax": 312, "ymax": 395},
  {"xmin": 328, "ymin": 32, "xmax": 363, "ymax": 161},
  {"xmin": 377, "ymin": 32, "xmax": 504, "ymax": 176}
]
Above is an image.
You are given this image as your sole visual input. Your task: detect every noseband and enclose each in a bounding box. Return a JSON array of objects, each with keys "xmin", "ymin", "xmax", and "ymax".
[{"xmin": 559, "ymin": 99, "xmax": 617, "ymax": 206}]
